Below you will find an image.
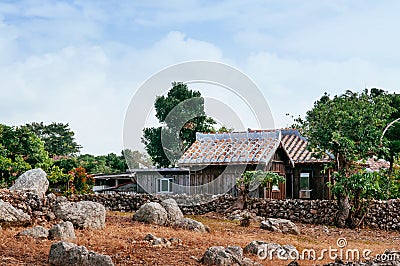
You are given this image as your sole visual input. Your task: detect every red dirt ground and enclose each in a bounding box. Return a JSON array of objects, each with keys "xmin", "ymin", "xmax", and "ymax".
[{"xmin": 0, "ymin": 212, "xmax": 399, "ymax": 265}]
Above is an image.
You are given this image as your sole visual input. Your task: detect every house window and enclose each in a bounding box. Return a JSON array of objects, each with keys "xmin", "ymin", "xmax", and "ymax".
[
  {"xmin": 300, "ymin": 172, "xmax": 310, "ymax": 190},
  {"xmin": 299, "ymin": 170, "xmax": 312, "ymax": 199},
  {"xmin": 157, "ymin": 178, "xmax": 173, "ymax": 193}
]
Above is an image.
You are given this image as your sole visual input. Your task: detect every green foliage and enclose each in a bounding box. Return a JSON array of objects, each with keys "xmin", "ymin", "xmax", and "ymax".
[
  {"xmin": 0, "ymin": 121, "xmax": 131, "ymax": 195},
  {"xmin": 24, "ymin": 122, "xmax": 81, "ymax": 157},
  {"xmin": 53, "ymin": 157, "xmax": 79, "ymax": 173},
  {"xmin": 142, "ymin": 82, "xmax": 216, "ymax": 167},
  {"xmin": 142, "ymin": 127, "xmax": 170, "ymax": 168},
  {"xmin": 69, "ymin": 167, "xmax": 94, "ymax": 195},
  {"xmin": 294, "ymin": 89, "xmax": 397, "ymax": 227},
  {"xmin": 123, "ymin": 149, "xmax": 153, "ymax": 169},
  {"xmin": 216, "ymin": 126, "xmax": 234, "ymax": 133},
  {"xmin": 47, "ymin": 165, "xmax": 73, "ymax": 186},
  {"xmin": 237, "ymin": 170, "xmax": 285, "ymax": 190},
  {"xmin": 388, "ymin": 167, "xmax": 400, "ymax": 197},
  {"xmin": 328, "ymin": 167, "xmax": 400, "ymax": 227},
  {"xmin": 329, "ymin": 170, "xmax": 385, "ymax": 202},
  {"xmin": 379, "ymin": 91, "xmax": 400, "ymax": 171},
  {"xmin": 76, "ymin": 152, "xmax": 127, "ymax": 174},
  {"xmin": 295, "ymin": 89, "xmax": 393, "ymax": 169},
  {"xmin": 0, "ymin": 124, "xmax": 51, "ymax": 186}
]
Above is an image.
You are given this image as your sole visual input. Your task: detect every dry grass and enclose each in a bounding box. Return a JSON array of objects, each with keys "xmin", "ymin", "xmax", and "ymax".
[{"xmin": 0, "ymin": 212, "xmax": 400, "ymax": 265}]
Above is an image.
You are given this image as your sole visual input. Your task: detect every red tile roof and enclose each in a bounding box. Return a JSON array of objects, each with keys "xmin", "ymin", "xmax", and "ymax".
[
  {"xmin": 178, "ymin": 129, "xmax": 332, "ymax": 166},
  {"xmin": 178, "ymin": 131, "xmax": 280, "ymax": 166},
  {"xmin": 364, "ymin": 157, "xmax": 390, "ymax": 172},
  {"xmin": 280, "ymin": 129, "xmax": 331, "ymax": 164}
]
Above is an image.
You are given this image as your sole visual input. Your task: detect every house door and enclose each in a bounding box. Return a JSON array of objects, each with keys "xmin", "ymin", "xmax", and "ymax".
[{"xmin": 285, "ymin": 173, "xmax": 293, "ymax": 199}]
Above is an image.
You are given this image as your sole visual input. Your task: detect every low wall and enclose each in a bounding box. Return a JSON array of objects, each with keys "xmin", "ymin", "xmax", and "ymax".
[
  {"xmin": 70, "ymin": 193, "xmax": 400, "ymax": 230},
  {"xmin": 1, "ymin": 189, "xmax": 400, "ymax": 231},
  {"xmin": 68, "ymin": 193, "xmax": 237, "ymax": 215},
  {"xmin": 247, "ymin": 198, "xmax": 339, "ymax": 225},
  {"xmin": 0, "ymin": 189, "xmax": 52, "ymax": 223},
  {"xmin": 364, "ymin": 200, "xmax": 400, "ymax": 230}
]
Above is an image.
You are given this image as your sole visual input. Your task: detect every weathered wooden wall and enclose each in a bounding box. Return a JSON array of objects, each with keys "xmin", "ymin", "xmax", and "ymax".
[{"xmin": 292, "ymin": 164, "xmax": 331, "ymax": 200}]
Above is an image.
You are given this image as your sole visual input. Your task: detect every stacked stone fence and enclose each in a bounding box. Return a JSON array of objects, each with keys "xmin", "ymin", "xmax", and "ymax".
[
  {"xmin": 363, "ymin": 199, "xmax": 400, "ymax": 230},
  {"xmin": 2, "ymin": 189, "xmax": 400, "ymax": 231},
  {"xmin": 247, "ymin": 198, "xmax": 339, "ymax": 225},
  {"xmin": 0, "ymin": 189, "xmax": 52, "ymax": 223},
  {"xmin": 68, "ymin": 193, "xmax": 237, "ymax": 215},
  {"xmin": 66, "ymin": 193, "xmax": 400, "ymax": 231}
]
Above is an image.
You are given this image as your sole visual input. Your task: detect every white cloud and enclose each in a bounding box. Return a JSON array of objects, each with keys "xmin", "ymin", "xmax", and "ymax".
[
  {"xmin": 0, "ymin": 31, "xmax": 226, "ymax": 154},
  {"xmin": 245, "ymin": 52, "xmax": 400, "ymax": 128},
  {"xmin": 1, "ymin": 0, "xmax": 400, "ymax": 156}
]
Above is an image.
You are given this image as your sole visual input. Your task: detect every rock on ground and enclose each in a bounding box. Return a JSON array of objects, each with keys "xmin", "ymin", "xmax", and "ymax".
[
  {"xmin": 144, "ymin": 233, "xmax": 157, "ymax": 241},
  {"xmin": 200, "ymin": 246, "xmax": 261, "ymax": 266},
  {"xmin": 10, "ymin": 168, "xmax": 48, "ymax": 198},
  {"xmin": 0, "ymin": 200, "xmax": 31, "ymax": 227},
  {"xmin": 151, "ymin": 237, "xmax": 172, "ymax": 247},
  {"xmin": 172, "ymin": 218, "xmax": 207, "ymax": 232},
  {"xmin": 133, "ymin": 202, "xmax": 168, "ymax": 226},
  {"xmin": 160, "ymin": 198, "xmax": 183, "ymax": 225},
  {"xmin": 17, "ymin": 226, "xmax": 48, "ymax": 239},
  {"xmin": 49, "ymin": 221, "xmax": 76, "ymax": 241},
  {"xmin": 260, "ymin": 218, "xmax": 300, "ymax": 235},
  {"xmin": 49, "ymin": 241, "xmax": 114, "ymax": 266},
  {"xmin": 54, "ymin": 201, "xmax": 106, "ymax": 229},
  {"xmin": 143, "ymin": 233, "xmax": 182, "ymax": 247}
]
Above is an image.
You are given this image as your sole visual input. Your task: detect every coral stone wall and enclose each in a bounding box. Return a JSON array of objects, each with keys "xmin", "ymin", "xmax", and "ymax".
[
  {"xmin": 247, "ymin": 199, "xmax": 339, "ymax": 225},
  {"xmin": 2, "ymin": 189, "xmax": 400, "ymax": 231}
]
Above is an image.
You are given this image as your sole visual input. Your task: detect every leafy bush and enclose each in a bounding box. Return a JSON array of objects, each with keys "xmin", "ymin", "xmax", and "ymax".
[{"xmin": 69, "ymin": 167, "xmax": 94, "ymax": 195}]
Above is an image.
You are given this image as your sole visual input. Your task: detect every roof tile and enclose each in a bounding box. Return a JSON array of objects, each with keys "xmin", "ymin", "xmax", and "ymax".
[{"xmin": 178, "ymin": 129, "xmax": 331, "ymax": 166}]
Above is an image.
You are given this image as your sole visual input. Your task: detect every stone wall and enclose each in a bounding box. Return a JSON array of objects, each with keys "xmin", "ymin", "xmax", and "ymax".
[
  {"xmin": 0, "ymin": 189, "xmax": 53, "ymax": 223},
  {"xmin": 364, "ymin": 199, "xmax": 400, "ymax": 230},
  {"xmin": 69, "ymin": 193, "xmax": 400, "ymax": 230},
  {"xmin": 2, "ymin": 189, "xmax": 400, "ymax": 231},
  {"xmin": 247, "ymin": 198, "xmax": 339, "ymax": 225},
  {"xmin": 68, "ymin": 193, "xmax": 237, "ymax": 215}
]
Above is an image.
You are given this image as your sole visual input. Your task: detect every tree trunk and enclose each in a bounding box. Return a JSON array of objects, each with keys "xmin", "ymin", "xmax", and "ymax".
[
  {"xmin": 336, "ymin": 195, "xmax": 350, "ymax": 228},
  {"xmin": 224, "ymin": 185, "xmax": 248, "ymax": 213}
]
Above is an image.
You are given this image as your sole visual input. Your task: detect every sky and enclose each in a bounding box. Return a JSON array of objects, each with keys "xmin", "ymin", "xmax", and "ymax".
[{"xmin": 1, "ymin": 0, "xmax": 399, "ymax": 155}]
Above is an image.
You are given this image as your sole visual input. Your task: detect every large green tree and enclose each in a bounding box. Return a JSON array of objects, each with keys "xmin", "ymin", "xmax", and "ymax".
[
  {"xmin": 295, "ymin": 89, "xmax": 394, "ymax": 227},
  {"xmin": 76, "ymin": 151, "xmax": 131, "ymax": 174},
  {"xmin": 24, "ymin": 122, "xmax": 81, "ymax": 157},
  {"xmin": 142, "ymin": 82, "xmax": 216, "ymax": 167}
]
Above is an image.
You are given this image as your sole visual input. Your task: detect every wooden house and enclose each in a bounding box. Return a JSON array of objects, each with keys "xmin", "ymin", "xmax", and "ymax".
[
  {"xmin": 178, "ymin": 129, "xmax": 332, "ymax": 199},
  {"xmin": 93, "ymin": 129, "xmax": 332, "ymax": 199}
]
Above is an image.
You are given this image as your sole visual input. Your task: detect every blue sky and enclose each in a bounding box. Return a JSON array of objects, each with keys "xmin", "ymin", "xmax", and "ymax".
[{"xmin": 1, "ymin": 1, "xmax": 399, "ymax": 154}]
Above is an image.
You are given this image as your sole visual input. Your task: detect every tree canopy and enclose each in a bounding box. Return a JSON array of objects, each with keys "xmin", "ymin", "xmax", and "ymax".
[
  {"xmin": 0, "ymin": 124, "xmax": 52, "ymax": 186},
  {"xmin": 142, "ymin": 82, "xmax": 216, "ymax": 167},
  {"xmin": 123, "ymin": 149, "xmax": 153, "ymax": 169},
  {"xmin": 24, "ymin": 122, "xmax": 81, "ymax": 157},
  {"xmin": 76, "ymin": 152, "xmax": 127, "ymax": 174},
  {"xmin": 294, "ymin": 89, "xmax": 397, "ymax": 227},
  {"xmin": 0, "ymin": 122, "xmax": 149, "ymax": 195},
  {"xmin": 295, "ymin": 90, "xmax": 393, "ymax": 168}
]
